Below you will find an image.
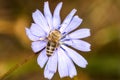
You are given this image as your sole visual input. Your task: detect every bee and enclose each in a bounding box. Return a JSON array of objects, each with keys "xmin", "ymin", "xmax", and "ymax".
[{"xmin": 46, "ymin": 29, "xmax": 62, "ymax": 57}]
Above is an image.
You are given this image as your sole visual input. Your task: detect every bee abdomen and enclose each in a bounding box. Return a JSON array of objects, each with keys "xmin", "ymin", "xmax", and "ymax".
[{"xmin": 46, "ymin": 41, "xmax": 57, "ymax": 57}]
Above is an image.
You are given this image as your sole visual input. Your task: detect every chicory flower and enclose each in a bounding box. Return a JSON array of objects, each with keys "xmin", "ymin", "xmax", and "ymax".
[{"xmin": 25, "ymin": 1, "xmax": 91, "ymax": 79}]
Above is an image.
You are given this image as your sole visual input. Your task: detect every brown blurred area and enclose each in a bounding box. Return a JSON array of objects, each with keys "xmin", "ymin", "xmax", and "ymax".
[{"xmin": 0, "ymin": 0, "xmax": 120, "ymax": 80}]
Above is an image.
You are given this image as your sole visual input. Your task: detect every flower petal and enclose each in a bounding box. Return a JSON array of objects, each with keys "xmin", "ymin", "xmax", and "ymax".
[
  {"xmin": 64, "ymin": 39, "xmax": 91, "ymax": 52},
  {"xmin": 25, "ymin": 28, "xmax": 39, "ymax": 41},
  {"xmin": 58, "ymin": 48, "xmax": 69, "ymax": 78},
  {"xmin": 32, "ymin": 9, "xmax": 50, "ymax": 34},
  {"xmin": 64, "ymin": 15, "xmax": 82, "ymax": 34},
  {"xmin": 44, "ymin": 64, "xmax": 54, "ymax": 79},
  {"xmin": 47, "ymin": 51, "xmax": 57, "ymax": 73},
  {"xmin": 31, "ymin": 41, "xmax": 46, "ymax": 53},
  {"xmin": 60, "ymin": 9, "xmax": 77, "ymax": 33},
  {"xmin": 37, "ymin": 49, "xmax": 48, "ymax": 68},
  {"xmin": 44, "ymin": 1, "xmax": 53, "ymax": 29},
  {"xmin": 61, "ymin": 45, "xmax": 88, "ymax": 68},
  {"xmin": 30, "ymin": 23, "xmax": 46, "ymax": 37},
  {"xmin": 53, "ymin": 2, "xmax": 63, "ymax": 29},
  {"xmin": 65, "ymin": 28, "xmax": 90, "ymax": 39},
  {"xmin": 67, "ymin": 59, "xmax": 77, "ymax": 78},
  {"xmin": 63, "ymin": 49, "xmax": 77, "ymax": 78},
  {"xmin": 58, "ymin": 47, "xmax": 77, "ymax": 78}
]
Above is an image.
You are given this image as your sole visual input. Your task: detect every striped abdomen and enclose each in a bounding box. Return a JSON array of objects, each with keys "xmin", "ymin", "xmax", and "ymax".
[{"xmin": 46, "ymin": 41, "xmax": 57, "ymax": 57}]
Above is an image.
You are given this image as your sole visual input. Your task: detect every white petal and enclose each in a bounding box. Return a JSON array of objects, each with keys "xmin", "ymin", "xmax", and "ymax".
[
  {"xmin": 65, "ymin": 28, "xmax": 90, "ymax": 39},
  {"xmin": 37, "ymin": 49, "xmax": 48, "ymax": 68},
  {"xmin": 44, "ymin": 64, "xmax": 54, "ymax": 79},
  {"xmin": 64, "ymin": 15, "xmax": 82, "ymax": 34},
  {"xmin": 58, "ymin": 48, "xmax": 69, "ymax": 78},
  {"xmin": 32, "ymin": 10, "xmax": 50, "ymax": 34},
  {"xmin": 61, "ymin": 45, "xmax": 88, "ymax": 68},
  {"xmin": 30, "ymin": 23, "xmax": 46, "ymax": 37},
  {"xmin": 53, "ymin": 2, "xmax": 63, "ymax": 29},
  {"xmin": 47, "ymin": 52, "xmax": 57, "ymax": 73},
  {"xmin": 60, "ymin": 9, "xmax": 77, "ymax": 33},
  {"xmin": 25, "ymin": 28, "xmax": 39, "ymax": 41},
  {"xmin": 31, "ymin": 41, "xmax": 46, "ymax": 53},
  {"xmin": 44, "ymin": 1, "xmax": 53, "ymax": 29},
  {"xmin": 64, "ymin": 39, "xmax": 91, "ymax": 52}
]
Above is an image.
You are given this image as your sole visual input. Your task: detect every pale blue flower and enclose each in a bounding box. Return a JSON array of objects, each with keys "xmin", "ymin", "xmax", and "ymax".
[{"xmin": 25, "ymin": 1, "xmax": 91, "ymax": 79}]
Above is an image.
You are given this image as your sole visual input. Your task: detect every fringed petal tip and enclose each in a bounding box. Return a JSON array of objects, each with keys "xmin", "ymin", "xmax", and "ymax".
[
  {"xmin": 61, "ymin": 45, "xmax": 88, "ymax": 68},
  {"xmin": 44, "ymin": 64, "xmax": 55, "ymax": 80},
  {"xmin": 63, "ymin": 15, "xmax": 83, "ymax": 34},
  {"xmin": 44, "ymin": 71, "xmax": 54, "ymax": 80},
  {"xmin": 32, "ymin": 9, "xmax": 50, "ymax": 34},
  {"xmin": 25, "ymin": 27, "xmax": 39, "ymax": 41},
  {"xmin": 57, "ymin": 48, "xmax": 78, "ymax": 78},
  {"xmin": 63, "ymin": 40, "xmax": 91, "ymax": 52},
  {"xmin": 30, "ymin": 23, "xmax": 46, "ymax": 37},
  {"xmin": 59, "ymin": 8, "xmax": 77, "ymax": 33},
  {"xmin": 65, "ymin": 28, "xmax": 91, "ymax": 39}
]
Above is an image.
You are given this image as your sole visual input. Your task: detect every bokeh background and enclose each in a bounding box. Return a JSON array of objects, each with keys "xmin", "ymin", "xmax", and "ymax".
[{"xmin": 0, "ymin": 0, "xmax": 120, "ymax": 80}]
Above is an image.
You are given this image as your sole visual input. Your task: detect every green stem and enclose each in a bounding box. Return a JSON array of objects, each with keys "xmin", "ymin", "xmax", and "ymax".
[{"xmin": 0, "ymin": 53, "xmax": 36, "ymax": 80}]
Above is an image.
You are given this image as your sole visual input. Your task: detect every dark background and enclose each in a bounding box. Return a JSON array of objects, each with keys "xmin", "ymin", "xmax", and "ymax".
[{"xmin": 0, "ymin": 0, "xmax": 120, "ymax": 80}]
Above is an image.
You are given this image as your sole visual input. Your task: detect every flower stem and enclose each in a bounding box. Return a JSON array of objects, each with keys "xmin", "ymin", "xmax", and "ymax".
[{"xmin": 0, "ymin": 53, "xmax": 37, "ymax": 80}]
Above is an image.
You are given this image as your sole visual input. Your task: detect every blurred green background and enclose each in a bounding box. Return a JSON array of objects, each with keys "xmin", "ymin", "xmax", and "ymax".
[{"xmin": 0, "ymin": 0, "xmax": 120, "ymax": 80}]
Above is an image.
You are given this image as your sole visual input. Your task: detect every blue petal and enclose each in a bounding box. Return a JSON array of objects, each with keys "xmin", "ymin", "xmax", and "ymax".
[
  {"xmin": 58, "ymin": 48, "xmax": 69, "ymax": 78},
  {"xmin": 47, "ymin": 52, "xmax": 58, "ymax": 73},
  {"xmin": 30, "ymin": 23, "xmax": 46, "ymax": 37},
  {"xmin": 58, "ymin": 47, "xmax": 77, "ymax": 78},
  {"xmin": 37, "ymin": 49, "xmax": 48, "ymax": 68},
  {"xmin": 65, "ymin": 28, "xmax": 90, "ymax": 39},
  {"xmin": 32, "ymin": 10, "xmax": 50, "ymax": 34},
  {"xmin": 53, "ymin": 2, "xmax": 63, "ymax": 29},
  {"xmin": 25, "ymin": 28, "xmax": 39, "ymax": 41},
  {"xmin": 60, "ymin": 9, "xmax": 77, "ymax": 33},
  {"xmin": 61, "ymin": 45, "xmax": 88, "ymax": 68},
  {"xmin": 44, "ymin": 64, "xmax": 54, "ymax": 79},
  {"xmin": 61, "ymin": 47, "xmax": 77, "ymax": 78},
  {"xmin": 31, "ymin": 41, "xmax": 46, "ymax": 53},
  {"xmin": 68, "ymin": 61, "xmax": 77, "ymax": 78},
  {"xmin": 58, "ymin": 48, "xmax": 77, "ymax": 78},
  {"xmin": 63, "ymin": 15, "xmax": 82, "ymax": 34},
  {"xmin": 63, "ymin": 39, "xmax": 91, "ymax": 52},
  {"xmin": 44, "ymin": 1, "xmax": 53, "ymax": 30}
]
